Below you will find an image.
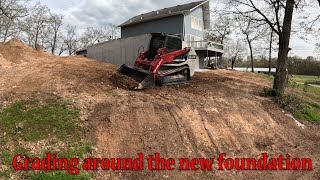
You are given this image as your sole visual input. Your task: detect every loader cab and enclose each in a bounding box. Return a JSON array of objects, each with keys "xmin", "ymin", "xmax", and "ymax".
[{"xmin": 147, "ymin": 33, "xmax": 182, "ymax": 60}]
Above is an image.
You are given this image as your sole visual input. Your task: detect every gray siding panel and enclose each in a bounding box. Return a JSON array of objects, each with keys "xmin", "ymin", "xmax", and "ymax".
[
  {"xmin": 87, "ymin": 34, "xmax": 151, "ymax": 66},
  {"xmin": 184, "ymin": 7, "xmax": 204, "ymax": 41},
  {"xmin": 121, "ymin": 15, "xmax": 184, "ymax": 38}
]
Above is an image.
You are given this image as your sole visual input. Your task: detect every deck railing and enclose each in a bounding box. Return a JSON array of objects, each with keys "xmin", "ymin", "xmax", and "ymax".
[{"xmin": 187, "ymin": 41, "xmax": 224, "ymax": 50}]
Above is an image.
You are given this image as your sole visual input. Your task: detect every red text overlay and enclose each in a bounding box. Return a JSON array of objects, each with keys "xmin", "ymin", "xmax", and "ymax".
[{"xmin": 12, "ymin": 153, "xmax": 313, "ymax": 175}]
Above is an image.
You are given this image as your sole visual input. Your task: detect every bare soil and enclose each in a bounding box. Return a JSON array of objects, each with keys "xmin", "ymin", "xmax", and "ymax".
[
  {"xmin": 109, "ymin": 73, "xmax": 139, "ymax": 90},
  {"xmin": 1, "ymin": 40, "xmax": 320, "ymax": 179}
]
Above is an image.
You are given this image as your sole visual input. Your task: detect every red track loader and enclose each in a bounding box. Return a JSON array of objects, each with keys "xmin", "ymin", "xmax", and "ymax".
[{"xmin": 118, "ymin": 33, "xmax": 196, "ymax": 89}]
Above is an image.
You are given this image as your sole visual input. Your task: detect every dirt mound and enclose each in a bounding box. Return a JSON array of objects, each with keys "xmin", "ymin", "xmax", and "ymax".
[
  {"xmin": 0, "ymin": 50, "xmax": 320, "ymax": 179},
  {"xmin": 4, "ymin": 38, "xmax": 27, "ymax": 47},
  {"xmin": 0, "ymin": 53, "xmax": 12, "ymax": 69},
  {"xmin": 0, "ymin": 38, "xmax": 51, "ymax": 64},
  {"xmin": 109, "ymin": 73, "xmax": 139, "ymax": 90}
]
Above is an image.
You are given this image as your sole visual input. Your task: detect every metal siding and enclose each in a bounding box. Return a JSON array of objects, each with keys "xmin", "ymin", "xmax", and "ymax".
[
  {"xmin": 184, "ymin": 7, "xmax": 204, "ymax": 41},
  {"xmin": 121, "ymin": 15, "xmax": 184, "ymax": 38},
  {"xmin": 87, "ymin": 34, "xmax": 151, "ymax": 65}
]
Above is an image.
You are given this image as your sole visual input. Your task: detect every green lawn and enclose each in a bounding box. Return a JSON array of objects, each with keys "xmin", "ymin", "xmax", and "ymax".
[
  {"xmin": 262, "ymin": 74, "xmax": 320, "ymax": 122},
  {"xmin": 291, "ymin": 75, "xmax": 320, "ymax": 84},
  {"xmin": 289, "ymin": 81, "xmax": 320, "ymax": 122},
  {"xmin": 0, "ymin": 95, "xmax": 93, "ymax": 179}
]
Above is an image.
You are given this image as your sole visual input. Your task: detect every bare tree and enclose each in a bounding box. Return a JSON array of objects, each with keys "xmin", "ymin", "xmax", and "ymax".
[
  {"xmin": 47, "ymin": 13, "xmax": 63, "ymax": 54},
  {"xmin": 22, "ymin": 3, "xmax": 50, "ymax": 49},
  {"xmin": 0, "ymin": 0, "xmax": 30, "ymax": 17},
  {"xmin": 205, "ymin": 15, "xmax": 233, "ymax": 44},
  {"xmin": 0, "ymin": 0, "xmax": 30, "ymax": 41},
  {"xmin": 0, "ymin": 16, "xmax": 14, "ymax": 41},
  {"xmin": 80, "ymin": 26, "xmax": 109, "ymax": 47},
  {"xmin": 315, "ymin": 43, "xmax": 320, "ymax": 60},
  {"xmin": 64, "ymin": 25, "xmax": 79, "ymax": 56},
  {"xmin": 54, "ymin": 36, "xmax": 66, "ymax": 56},
  {"xmin": 225, "ymin": 39, "xmax": 246, "ymax": 69},
  {"xmin": 79, "ymin": 24, "xmax": 120, "ymax": 48},
  {"xmin": 238, "ymin": 16, "xmax": 267, "ymax": 72},
  {"xmin": 106, "ymin": 23, "xmax": 120, "ymax": 40},
  {"xmin": 224, "ymin": 0, "xmax": 320, "ymax": 96},
  {"xmin": 267, "ymin": 28, "xmax": 279, "ymax": 75},
  {"xmin": 268, "ymin": 30, "xmax": 274, "ymax": 75}
]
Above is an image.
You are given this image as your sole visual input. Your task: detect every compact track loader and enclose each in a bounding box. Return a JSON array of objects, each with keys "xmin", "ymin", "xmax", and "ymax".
[{"xmin": 118, "ymin": 33, "xmax": 196, "ymax": 89}]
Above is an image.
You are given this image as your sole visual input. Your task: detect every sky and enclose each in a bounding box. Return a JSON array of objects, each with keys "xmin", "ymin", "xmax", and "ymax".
[{"xmin": 34, "ymin": 0, "xmax": 318, "ymax": 58}]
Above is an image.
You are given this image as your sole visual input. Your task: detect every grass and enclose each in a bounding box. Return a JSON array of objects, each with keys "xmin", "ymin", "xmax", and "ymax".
[
  {"xmin": 291, "ymin": 75, "xmax": 320, "ymax": 83},
  {"xmin": 29, "ymin": 172, "xmax": 90, "ymax": 180},
  {"xmin": 264, "ymin": 88, "xmax": 277, "ymax": 97},
  {"xmin": 0, "ymin": 95, "xmax": 93, "ymax": 179},
  {"xmin": 263, "ymin": 75, "xmax": 320, "ymax": 122},
  {"xmin": 0, "ymin": 97, "xmax": 82, "ymax": 142},
  {"xmin": 58, "ymin": 143, "xmax": 93, "ymax": 160},
  {"xmin": 288, "ymin": 77, "xmax": 320, "ymax": 122},
  {"xmin": 255, "ymin": 72, "xmax": 275, "ymax": 81}
]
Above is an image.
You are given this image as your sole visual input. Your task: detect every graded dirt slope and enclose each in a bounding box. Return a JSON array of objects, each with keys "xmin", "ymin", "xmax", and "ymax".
[
  {"xmin": 0, "ymin": 53, "xmax": 12, "ymax": 69},
  {"xmin": 0, "ymin": 40, "xmax": 320, "ymax": 179}
]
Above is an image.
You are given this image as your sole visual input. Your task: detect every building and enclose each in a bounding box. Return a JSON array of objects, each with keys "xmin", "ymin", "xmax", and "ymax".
[
  {"xmin": 79, "ymin": 0, "xmax": 224, "ymax": 70},
  {"xmin": 120, "ymin": 0, "xmax": 210, "ymax": 40}
]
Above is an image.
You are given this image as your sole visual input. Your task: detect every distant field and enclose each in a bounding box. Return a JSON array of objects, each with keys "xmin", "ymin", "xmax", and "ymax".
[{"xmin": 291, "ymin": 75, "xmax": 320, "ymax": 84}]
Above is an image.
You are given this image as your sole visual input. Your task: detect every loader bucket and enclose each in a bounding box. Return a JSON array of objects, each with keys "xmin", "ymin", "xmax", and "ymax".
[{"xmin": 118, "ymin": 65, "xmax": 155, "ymax": 89}]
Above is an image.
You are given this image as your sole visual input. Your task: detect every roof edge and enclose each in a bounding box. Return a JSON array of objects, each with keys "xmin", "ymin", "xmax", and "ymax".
[
  {"xmin": 119, "ymin": 11, "xmax": 187, "ymax": 28},
  {"xmin": 189, "ymin": 0, "xmax": 209, "ymax": 12}
]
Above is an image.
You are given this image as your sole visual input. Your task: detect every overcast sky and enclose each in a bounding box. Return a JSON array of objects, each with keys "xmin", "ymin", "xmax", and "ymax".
[{"xmin": 35, "ymin": 0, "xmax": 317, "ymax": 58}]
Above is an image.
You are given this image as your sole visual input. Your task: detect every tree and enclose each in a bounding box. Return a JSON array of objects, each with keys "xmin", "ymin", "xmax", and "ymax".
[
  {"xmin": 106, "ymin": 23, "xmax": 120, "ymax": 40},
  {"xmin": 80, "ymin": 26, "xmax": 109, "ymax": 47},
  {"xmin": 238, "ymin": 16, "xmax": 267, "ymax": 72},
  {"xmin": 261, "ymin": 27, "xmax": 278, "ymax": 75},
  {"xmin": 56, "ymin": 37, "xmax": 67, "ymax": 56},
  {"xmin": 315, "ymin": 43, "xmax": 320, "ymax": 60},
  {"xmin": 79, "ymin": 24, "xmax": 120, "ymax": 49},
  {"xmin": 47, "ymin": 14, "xmax": 63, "ymax": 54},
  {"xmin": 0, "ymin": 0, "xmax": 30, "ymax": 18},
  {"xmin": 206, "ymin": 15, "xmax": 233, "ymax": 44},
  {"xmin": 22, "ymin": 3, "xmax": 50, "ymax": 49},
  {"xmin": 224, "ymin": 39, "xmax": 246, "ymax": 69},
  {"xmin": 0, "ymin": 0, "xmax": 30, "ymax": 42},
  {"xmin": 224, "ymin": 0, "xmax": 320, "ymax": 96},
  {"xmin": 63, "ymin": 25, "xmax": 79, "ymax": 56},
  {"xmin": 268, "ymin": 29, "xmax": 274, "ymax": 75}
]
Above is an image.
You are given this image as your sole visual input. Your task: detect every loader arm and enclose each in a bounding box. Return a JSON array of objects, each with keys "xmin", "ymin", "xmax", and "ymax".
[{"xmin": 149, "ymin": 47, "xmax": 191, "ymax": 77}]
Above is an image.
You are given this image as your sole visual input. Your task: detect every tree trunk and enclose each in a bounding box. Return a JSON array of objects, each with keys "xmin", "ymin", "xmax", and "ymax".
[
  {"xmin": 35, "ymin": 30, "xmax": 39, "ymax": 49},
  {"xmin": 52, "ymin": 32, "xmax": 57, "ymax": 54},
  {"xmin": 231, "ymin": 53, "xmax": 238, "ymax": 70},
  {"xmin": 247, "ymin": 39, "xmax": 254, "ymax": 72},
  {"xmin": 273, "ymin": 0, "xmax": 295, "ymax": 96},
  {"xmin": 3, "ymin": 23, "xmax": 10, "ymax": 42},
  {"xmin": 3, "ymin": 28, "xmax": 8, "ymax": 42},
  {"xmin": 231, "ymin": 57, "xmax": 235, "ymax": 70},
  {"xmin": 269, "ymin": 30, "xmax": 273, "ymax": 75}
]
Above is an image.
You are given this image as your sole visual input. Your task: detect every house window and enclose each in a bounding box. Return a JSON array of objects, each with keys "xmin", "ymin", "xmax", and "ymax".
[{"xmin": 191, "ymin": 16, "xmax": 203, "ymax": 31}]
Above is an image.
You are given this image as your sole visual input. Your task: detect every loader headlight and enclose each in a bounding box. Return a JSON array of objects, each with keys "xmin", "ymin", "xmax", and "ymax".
[{"xmin": 173, "ymin": 59, "xmax": 185, "ymax": 62}]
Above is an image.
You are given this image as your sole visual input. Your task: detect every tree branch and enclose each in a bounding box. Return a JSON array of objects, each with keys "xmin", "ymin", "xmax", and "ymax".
[{"xmin": 231, "ymin": 0, "xmax": 280, "ymax": 35}]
